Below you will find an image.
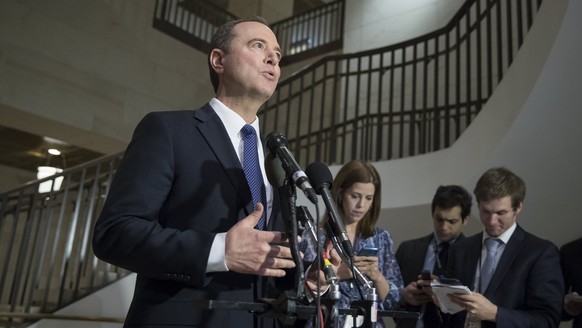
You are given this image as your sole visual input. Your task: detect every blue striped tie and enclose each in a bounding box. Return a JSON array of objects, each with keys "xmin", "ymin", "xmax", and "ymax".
[{"xmin": 241, "ymin": 125, "xmax": 266, "ymax": 230}]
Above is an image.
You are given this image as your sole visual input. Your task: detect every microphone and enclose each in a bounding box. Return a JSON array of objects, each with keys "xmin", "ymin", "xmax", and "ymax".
[
  {"xmin": 306, "ymin": 162, "xmax": 373, "ymax": 289},
  {"xmin": 265, "ymin": 153, "xmax": 287, "ymax": 188},
  {"xmin": 266, "ymin": 155, "xmax": 328, "ymax": 258},
  {"xmin": 305, "ymin": 161, "xmax": 354, "ymax": 258},
  {"xmin": 266, "ymin": 132, "xmax": 318, "ymax": 204}
]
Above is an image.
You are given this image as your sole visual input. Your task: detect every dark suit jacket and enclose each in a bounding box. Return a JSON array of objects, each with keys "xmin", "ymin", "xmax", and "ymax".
[
  {"xmin": 93, "ymin": 105, "xmax": 294, "ymax": 327},
  {"xmin": 445, "ymin": 225, "xmax": 564, "ymax": 328},
  {"xmin": 560, "ymin": 237, "xmax": 582, "ymax": 328},
  {"xmin": 394, "ymin": 233, "xmax": 465, "ymax": 328}
]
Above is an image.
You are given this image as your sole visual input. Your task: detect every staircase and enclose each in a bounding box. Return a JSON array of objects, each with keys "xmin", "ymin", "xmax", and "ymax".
[
  {"xmin": 0, "ymin": 154, "xmax": 130, "ymax": 327},
  {"xmin": 0, "ymin": 0, "xmax": 545, "ymax": 326}
]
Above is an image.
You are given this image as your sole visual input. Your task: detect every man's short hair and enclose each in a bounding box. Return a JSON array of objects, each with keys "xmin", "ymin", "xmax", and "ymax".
[
  {"xmin": 473, "ymin": 167, "xmax": 526, "ymax": 210},
  {"xmin": 431, "ymin": 185, "xmax": 472, "ymax": 220}
]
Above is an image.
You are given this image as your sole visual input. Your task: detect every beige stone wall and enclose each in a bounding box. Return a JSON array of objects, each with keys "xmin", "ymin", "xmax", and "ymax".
[
  {"xmin": 228, "ymin": 0, "xmax": 293, "ymax": 24},
  {"xmin": 0, "ymin": 0, "xmax": 214, "ymax": 155}
]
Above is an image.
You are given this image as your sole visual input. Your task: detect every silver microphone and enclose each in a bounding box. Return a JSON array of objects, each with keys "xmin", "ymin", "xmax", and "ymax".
[{"xmin": 325, "ymin": 225, "xmax": 373, "ymax": 289}]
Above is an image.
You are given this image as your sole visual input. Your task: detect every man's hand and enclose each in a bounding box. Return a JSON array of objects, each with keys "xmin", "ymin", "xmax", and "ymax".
[
  {"xmin": 564, "ymin": 292, "xmax": 582, "ymax": 316},
  {"xmin": 448, "ymin": 291, "xmax": 497, "ymax": 322},
  {"xmin": 402, "ymin": 281, "xmax": 433, "ymax": 305},
  {"xmin": 336, "ymin": 261, "xmax": 353, "ymax": 280},
  {"xmin": 225, "ymin": 204, "xmax": 296, "ymax": 277},
  {"xmin": 305, "ymin": 240, "xmax": 341, "ymax": 293}
]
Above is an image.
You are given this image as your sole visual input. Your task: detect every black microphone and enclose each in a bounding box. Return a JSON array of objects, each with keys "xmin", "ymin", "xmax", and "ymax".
[
  {"xmin": 265, "ymin": 153, "xmax": 287, "ymax": 188},
  {"xmin": 305, "ymin": 161, "xmax": 354, "ymax": 258},
  {"xmin": 266, "ymin": 132, "xmax": 318, "ymax": 204}
]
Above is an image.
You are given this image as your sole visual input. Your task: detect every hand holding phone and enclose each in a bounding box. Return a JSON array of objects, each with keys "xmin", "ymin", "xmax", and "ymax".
[
  {"xmin": 417, "ymin": 270, "xmax": 432, "ymax": 289},
  {"xmin": 421, "ymin": 270, "xmax": 431, "ymax": 280},
  {"xmin": 357, "ymin": 247, "xmax": 379, "ymax": 256}
]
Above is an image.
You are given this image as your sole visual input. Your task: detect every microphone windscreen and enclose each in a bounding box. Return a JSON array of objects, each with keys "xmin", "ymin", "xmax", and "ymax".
[
  {"xmin": 265, "ymin": 131, "xmax": 288, "ymax": 155},
  {"xmin": 265, "ymin": 153, "xmax": 287, "ymax": 188},
  {"xmin": 305, "ymin": 161, "xmax": 333, "ymax": 191}
]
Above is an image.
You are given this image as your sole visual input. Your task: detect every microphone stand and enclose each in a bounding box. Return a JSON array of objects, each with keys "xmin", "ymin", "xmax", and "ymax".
[
  {"xmin": 254, "ymin": 176, "xmax": 310, "ymax": 326},
  {"xmin": 192, "ymin": 173, "xmax": 421, "ymax": 327},
  {"xmin": 276, "ymin": 177, "xmax": 305, "ymax": 299},
  {"xmin": 324, "ymin": 224, "xmax": 373, "ymax": 290}
]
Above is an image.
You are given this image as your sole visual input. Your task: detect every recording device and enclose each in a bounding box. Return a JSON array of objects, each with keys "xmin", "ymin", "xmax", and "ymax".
[
  {"xmin": 321, "ymin": 251, "xmax": 339, "ymax": 284},
  {"xmin": 357, "ymin": 247, "xmax": 379, "ymax": 257},
  {"xmin": 296, "ymin": 206, "xmax": 338, "ymax": 284},
  {"xmin": 265, "ymin": 132, "xmax": 318, "ymax": 204},
  {"xmin": 305, "ymin": 161, "xmax": 354, "ymax": 259}
]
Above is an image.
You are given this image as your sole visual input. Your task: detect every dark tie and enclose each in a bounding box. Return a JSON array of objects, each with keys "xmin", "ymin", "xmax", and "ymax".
[
  {"xmin": 481, "ymin": 238, "xmax": 501, "ymax": 292},
  {"xmin": 433, "ymin": 242, "xmax": 449, "ymax": 276},
  {"xmin": 241, "ymin": 125, "xmax": 266, "ymax": 230},
  {"xmin": 423, "ymin": 241, "xmax": 450, "ymax": 328}
]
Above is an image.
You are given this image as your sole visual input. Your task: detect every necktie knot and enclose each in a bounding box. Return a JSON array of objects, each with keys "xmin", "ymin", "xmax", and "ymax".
[
  {"xmin": 241, "ymin": 124, "xmax": 256, "ymax": 139},
  {"xmin": 485, "ymin": 238, "xmax": 501, "ymax": 253},
  {"xmin": 440, "ymin": 242, "xmax": 450, "ymax": 252}
]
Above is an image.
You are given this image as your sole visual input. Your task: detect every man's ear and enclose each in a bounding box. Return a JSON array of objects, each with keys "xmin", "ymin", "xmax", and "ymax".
[
  {"xmin": 462, "ymin": 217, "xmax": 469, "ymax": 226},
  {"xmin": 209, "ymin": 49, "xmax": 225, "ymax": 74},
  {"xmin": 514, "ymin": 201, "xmax": 524, "ymax": 215}
]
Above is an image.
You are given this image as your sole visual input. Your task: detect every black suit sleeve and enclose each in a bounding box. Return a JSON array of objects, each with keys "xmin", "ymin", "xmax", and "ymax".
[{"xmin": 92, "ymin": 112, "xmax": 215, "ymax": 287}]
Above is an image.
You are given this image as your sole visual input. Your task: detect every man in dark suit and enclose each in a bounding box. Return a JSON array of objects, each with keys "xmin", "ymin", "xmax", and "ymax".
[
  {"xmin": 395, "ymin": 185, "xmax": 472, "ymax": 328},
  {"xmin": 445, "ymin": 167, "xmax": 564, "ymax": 328},
  {"xmin": 92, "ymin": 17, "xmax": 337, "ymax": 327},
  {"xmin": 560, "ymin": 237, "xmax": 582, "ymax": 328}
]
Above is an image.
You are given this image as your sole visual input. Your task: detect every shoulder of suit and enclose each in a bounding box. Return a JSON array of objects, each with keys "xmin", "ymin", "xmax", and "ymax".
[
  {"xmin": 454, "ymin": 232, "xmax": 482, "ymax": 246},
  {"xmin": 399, "ymin": 233, "xmax": 433, "ymax": 247},
  {"xmin": 560, "ymin": 237, "xmax": 582, "ymax": 254},
  {"xmin": 142, "ymin": 105, "xmax": 215, "ymax": 123}
]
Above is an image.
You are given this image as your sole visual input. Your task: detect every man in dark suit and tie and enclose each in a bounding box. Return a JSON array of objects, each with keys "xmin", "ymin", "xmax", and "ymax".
[
  {"xmin": 395, "ymin": 185, "xmax": 472, "ymax": 328},
  {"xmin": 444, "ymin": 167, "xmax": 564, "ymax": 327},
  {"xmin": 92, "ymin": 16, "xmax": 337, "ymax": 327}
]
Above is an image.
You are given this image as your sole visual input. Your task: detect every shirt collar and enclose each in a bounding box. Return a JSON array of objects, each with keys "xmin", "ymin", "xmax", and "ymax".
[
  {"xmin": 210, "ymin": 97, "xmax": 261, "ymax": 141},
  {"xmin": 482, "ymin": 222, "xmax": 517, "ymax": 245},
  {"xmin": 432, "ymin": 232, "xmax": 460, "ymax": 246}
]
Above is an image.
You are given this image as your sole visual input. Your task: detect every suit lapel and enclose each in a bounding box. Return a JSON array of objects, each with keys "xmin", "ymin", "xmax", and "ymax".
[
  {"xmin": 485, "ymin": 225, "xmax": 526, "ymax": 295},
  {"xmin": 194, "ymin": 104, "xmax": 254, "ymax": 217},
  {"xmin": 459, "ymin": 234, "xmax": 483, "ymax": 289}
]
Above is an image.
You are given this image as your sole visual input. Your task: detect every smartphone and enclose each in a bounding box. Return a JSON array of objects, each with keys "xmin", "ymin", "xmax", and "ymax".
[
  {"xmin": 357, "ymin": 247, "xmax": 379, "ymax": 256},
  {"xmin": 421, "ymin": 270, "xmax": 432, "ymax": 280},
  {"xmin": 417, "ymin": 270, "xmax": 432, "ymax": 289}
]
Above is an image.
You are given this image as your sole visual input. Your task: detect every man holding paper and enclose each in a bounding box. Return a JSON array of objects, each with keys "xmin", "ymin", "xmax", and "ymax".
[
  {"xmin": 444, "ymin": 167, "xmax": 564, "ymax": 328},
  {"xmin": 395, "ymin": 185, "xmax": 472, "ymax": 328}
]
